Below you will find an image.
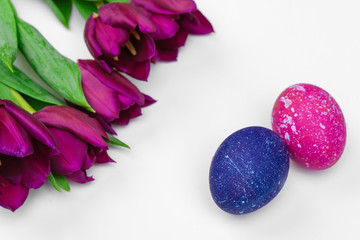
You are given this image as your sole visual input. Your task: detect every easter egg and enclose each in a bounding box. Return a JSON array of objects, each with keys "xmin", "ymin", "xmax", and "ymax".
[
  {"xmin": 209, "ymin": 127, "xmax": 289, "ymax": 215},
  {"xmin": 272, "ymin": 83, "xmax": 346, "ymax": 170}
]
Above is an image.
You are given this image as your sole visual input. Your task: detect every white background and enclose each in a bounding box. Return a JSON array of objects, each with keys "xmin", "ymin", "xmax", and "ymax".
[{"xmin": 2, "ymin": 0, "xmax": 360, "ymax": 239}]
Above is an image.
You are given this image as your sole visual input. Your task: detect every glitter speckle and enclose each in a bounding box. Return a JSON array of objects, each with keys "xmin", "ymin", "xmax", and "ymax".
[
  {"xmin": 290, "ymin": 84, "xmax": 306, "ymax": 91},
  {"xmin": 280, "ymin": 97, "xmax": 292, "ymax": 108},
  {"xmin": 284, "ymin": 132, "xmax": 290, "ymax": 141},
  {"xmin": 283, "ymin": 115, "xmax": 293, "ymax": 125}
]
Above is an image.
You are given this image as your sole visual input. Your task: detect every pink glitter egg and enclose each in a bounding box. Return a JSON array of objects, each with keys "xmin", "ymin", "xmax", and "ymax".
[{"xmin": 271, "ymin": 84, "xmax": 346, "ymax": 170}]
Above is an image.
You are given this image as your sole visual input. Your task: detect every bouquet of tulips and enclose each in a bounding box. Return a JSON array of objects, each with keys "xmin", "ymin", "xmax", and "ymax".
[{"xmin": 0, "ymin": 0, "xmax": 213, "ymax": 211}]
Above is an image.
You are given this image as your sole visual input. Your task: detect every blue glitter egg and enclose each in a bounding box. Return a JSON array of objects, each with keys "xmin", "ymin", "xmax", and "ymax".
[{"xmin": 209, "ymin": 126, "xmax": 289, "ymax": 215}]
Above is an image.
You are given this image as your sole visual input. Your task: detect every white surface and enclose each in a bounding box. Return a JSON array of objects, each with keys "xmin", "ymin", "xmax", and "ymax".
[{"xmin": 2, "ymin": 0, "xmax": 360, "ymax": 239}]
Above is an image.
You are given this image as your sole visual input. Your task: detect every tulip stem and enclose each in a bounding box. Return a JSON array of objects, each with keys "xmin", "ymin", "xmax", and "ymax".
[{"xmin": 9, "ymin": 88, "xmax": 36, "ymax": 114}]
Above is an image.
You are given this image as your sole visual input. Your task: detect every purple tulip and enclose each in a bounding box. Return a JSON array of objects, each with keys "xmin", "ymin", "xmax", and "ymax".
[
  {"xmin": 78, "ymin": 59, "xmax": 155, "ymax": 128},
  {"xmin": 34, "ymin": 106, "xmax": 114, "ymax": 183},
  {"xmin": 0, "ymin": 99, "xmax": 58, "ymax": 211},
  {"xmin": 85, "ymin": 3, "xmax": 156, "ymax": 81},
  {"xmin": 131, "ymin": 0, "xmax": 214, "ymax": 62}
]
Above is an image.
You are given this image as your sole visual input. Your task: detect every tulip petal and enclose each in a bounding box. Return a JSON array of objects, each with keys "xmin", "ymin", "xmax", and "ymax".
[
  {"xmin": 81, "ymin": 64, "xmax": 121, "ymax": 122},
  {"xmin": 90, "ymin": 113, "xmax": 117, "ymax": 135},
  {"xmin": 79, "ymin": 60, "xmax": 145, "ymax": 105},
  {"xmin": 129, "ymin": 105, "xmax": 143, "ymax": 119},
  {"xmin": 114, "ymin": 116, "xmax": 131, "ymax": 126},
  {"xmin": 113, "ymin": 93, "xmax": 155, "ymax": 125},
  {"xmin": 107, "ymin": 52, "xmax": 151, "ymax": 81},
  {"xmin": 0, "ymin": 107, "xmax": 33, "ymax": 157},
  {"xmin": 95, "ymin": 18, "xmax": 129, "ymax": 57},
  {"xmin": 118, "ymin": 94, "xmax": 135, "ymax": 110},
  {"xmin": 49, "ymin": 127, "xmax": 88, "ymax": 175},
  {"xmin": 109, "ymin": 71, "xmax": 145, "ymax": 105},
  {"xmin": 83, "ymin": 149, "xmax": 96, "ymax": 170},
  {"xmin": 34, "ymin": 106, "xmax": 108, "ymax": 147},
  {"xmin": 99, "ymin": 3, "xmax": 156, "ymax": 33},
  {"xmin": 116, "ymin": 104, "xmax": 142, "ymax": 125},
  {"xmin": 99, "ymin": 4, "xmax": 138, "ymax": 29},
  {"xmin": 0, "ymin": 145, "xmax": 51, "ymax": 189},
  {"xmin": 21, "ymin": 150, "xmax": 50, "ymax": 189},
  {"xmin": 107, "ymin": 33, "xmax": 155, "ymax": 74},
  {"xmin": 150, "ymin": 14, "xmax": 179, "ymax": 40},
  {"xmin": 84, "ymin": 15, "xmax": 103, "ymax": 58},
  {"xmin": 95, "ymin": 148, "xmax": 114, "ymax": 164},
  {"xmin": 66, "ymin": 169, "xmax": 94, "ymax": 184},
  {"xmin": 86, "ymin": 146, "xmax": 114, "ymax": 165},
  {"xmin": 2, "ymin": 100, "xmax": 58, "ymax": 151},
  {"xmin": 132, "ymin": 0, "xmax": 196, "ymax": 15},
  {"xmin": 155, "ymin": 47, "xmax": 179, "ymax": 61},
  {"xmin": 180, "ymin": 10, "xmax": 214, "ymax": 34},
  {"xmin": 97, "ymin": 59, "xmax": 113, "ymax": 73},
  {"xmin": 0, "ymin": 176, "xmax": 29, "ymax": 212},
  {"xmin": 157, "ymin": 28, "xmax": 188, "ymax": 49},
  {"xmin": 143, "ymin": 94, "xmax": 156, "ymax": 107},
  {"xmin": 105, "ymin": 53, "xmax": 135, "ymax": 77},
  {"xmin": 129, "ymin": 60, "xmax": 151, "ymax": 81},
  {"xmin": 133, "ymin": 33, "xmax": 156, "ymax": 62},
  {"xmin": 153, "ymin": 29, "xmax": 188, "ymax": 62}
]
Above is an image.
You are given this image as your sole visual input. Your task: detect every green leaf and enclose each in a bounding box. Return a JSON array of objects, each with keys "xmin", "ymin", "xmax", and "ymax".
[
  {"xmin": 0, "ymin": 0, "xmax": 17, "ymax": 71},
  {"xmin": 0, "ymin": 82, "xmax": 18, "ymax": 104},
  {"xmin": 48, "ymin": 173, "xmax": 62, "ymax": 192},
  {"xmin": 16, "ymin": 18, "xmax": 94, "ymax": 112},
  {"xmin": 72, "ymin": 0, "xmax": 98, "ymax": 20},
  {"xmin": 104, "ymin": 133, "xmax": 130, "ymax": 149},
  {"xmin": 53, "ymin": 174, "xmax": 70, "ymax": 191},
  {"xmin": 0, "ymin": 64, "xmax": 64, "ymax": 106},
  {"xmin": 43, "ymin": 0, "xmax": 73, "ymax": 28},
  {"xmin": 48, "ymin": 173, "xmax": 71, "ymax": 192}
]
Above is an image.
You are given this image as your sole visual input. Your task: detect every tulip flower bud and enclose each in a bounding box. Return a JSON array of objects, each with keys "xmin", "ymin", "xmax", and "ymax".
[
  {"xmin": 84, "ymin": 3, "xmax": 156, "ymax": 81},
  {"xmin": 131, "ymin": 0, "xmax": 214, "ymax": 62},
  {"xmin": 0, "ymin": 99, "xmax": 58, "ymax": 211},
  {"xmin": 34, "ymin": 106, "xmax": 114, "ymax": 183},
  {"xmin": 78, "ymin": 59, "xmax": 155, "ymax": 126}
]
